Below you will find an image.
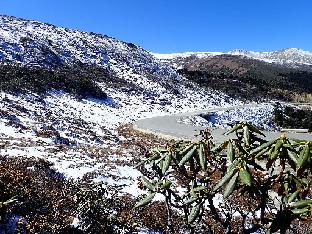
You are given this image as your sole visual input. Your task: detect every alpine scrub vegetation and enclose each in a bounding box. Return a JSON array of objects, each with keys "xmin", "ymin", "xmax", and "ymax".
[
  {"xmin": 136, "ymin": 122, "xmax": 312, "ymax": 233},
  {"xmin": 178, "ymin": 55, "xmax": 312, "ymax": 102},
  {"xmin": 273, "ymin": 104, "xmax": 312, "ymax": 131},
  {"xmin": 0, "ymin": 63, "xmax": 108, "ymax": 99},
  {"xmin": 0, "ymin": 157, "xmax": 139, "ymax": 233}
]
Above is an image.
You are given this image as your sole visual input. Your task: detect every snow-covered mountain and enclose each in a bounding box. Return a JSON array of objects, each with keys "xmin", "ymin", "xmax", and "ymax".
[
  {"xmin": 0, "ymin": 15, "xmax": 239, "ymax": 123},
  {"xmin": 229, "ymin": 48, "xmax": 312, "ymax": 66},
  {"xmin": 0, "ymin": 15, "xmax": 244, "ymax": 188},
  {"xmin": 0, "ymin": 15, "xmax": 179, "ymax": 80},
  {"xmin": 152, "ymin": 48, "xmax": 312, "ymax": 68},
  {"xmin": 1, "ymin": 15, "xmax": 308, "ymax": 188}
]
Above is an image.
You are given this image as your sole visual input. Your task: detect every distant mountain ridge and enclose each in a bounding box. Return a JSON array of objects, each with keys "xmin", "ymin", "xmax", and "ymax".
[
  {"xmin": 152, "ymin": 48, "xmax": 312, "ymax": 68},
  {"xmin": 176, "ymin": 53, "xmax": 312, "ymax": 102},
  {"xmin": 229, "ymin": 48, "xmax": 312, "ymax": 66}
]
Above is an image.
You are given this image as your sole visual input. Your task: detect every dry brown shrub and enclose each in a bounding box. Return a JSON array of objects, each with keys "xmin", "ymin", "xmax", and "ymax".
[{"xmin": 0, "ymin": 156, "xmax": 76, "ymax": 233}]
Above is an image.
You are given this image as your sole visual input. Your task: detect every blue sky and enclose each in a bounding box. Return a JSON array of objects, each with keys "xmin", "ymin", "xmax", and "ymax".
[{"xmin": 0, "ymin": 0, "xmax": 311, "ymax": 53}]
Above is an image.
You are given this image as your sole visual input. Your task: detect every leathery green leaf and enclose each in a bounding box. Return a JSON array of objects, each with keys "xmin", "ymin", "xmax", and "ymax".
[
  {"xmin": 179, "ymin": 144, "xmax": 194, "ymax": 157},
  {"xmin": 270, "ymin": 148, "xmax": 280, "ymax": 160},
  {"xmin": 227, "ymin": 159, "xmax": 241, "ymax": 172},
  {"xmin": 141, "ymin": 176, "xmax": 155, "ymax": 191},
  {"xmin": 291, "ymin": 208, "xmax": 309, "ymax": 215},
  {"xmin": 274, "ymin": 139, "xmax": 283, "ymax": 151},
  {"xmin": 243, "ymin": 125, "xmax": 250, "ymax": 146},
  {"xmin": 250, "ymin": 139, "xmax": 277, "ymax": 155},
  {"xmin": 287, "ymin": 191, "xmax": 299, "ymax": 203},
  {"xmin": 239, "ymin": 168, "xmax": 252, "ymax": 186},
  {"xmin": 225, "ymin": 123, "xmax": 242, "ymax": 135},
  {"xmin": 289, "ymin": 138, "xmax": 308, "ymax": 144},
  {"xmin": 298, "ymin": 145, "xmax": 309, "ymax": 168},
  {"xmin": 162, "ymin": 153, "xmax": 172, "ymax": 174},
  {"xmin": 224, "ymin": 172, "xmax": 238, "ymax": 199},
  {"xmin": 289, "ymin": 199, "xmax": 312, "ymax": 209},
  {"xmin": 199, "ymin": 143, "xmax": 207, "ymax": 170},
  {"xmin": 188, "ymin": 205, "xmax": 200, "ymax": 223},
  {"xmin": 211, "ymin": 141, "xmax": 228, "ymax": 153},
  {"xmin": 255, "ymin": 147, "xmax": 270, "ymax": 159},
  {"xmin": 135, "ymin": 192, "xmax": 156, "ymax": 208},
  {"xmin": 287, "ymin": 149, "xmax": 298, "ymax": 164},
  {"xmin": 178, "ymin": 146, "xmax": 197, "ymax": 167},
  {"xmin": 269, "ymin": 140, "xmax": 282, "ymax": 160},
  {"xmin": 227, "ymin": 141, "xmax": 234, "ymax": 163},
  {"xmin": 213, "ymin": 165, "xmax": 237, "ymax": 192},
  {"xmin": 248, "ymin": 125, "xmax": 265, "ymax": 136}
]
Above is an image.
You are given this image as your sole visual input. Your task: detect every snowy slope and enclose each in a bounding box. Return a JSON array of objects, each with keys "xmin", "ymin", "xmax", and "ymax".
[
  {"xmin": 0, "ymin": 15, "xmax": 287, "ymax": 197},
  {"xmin": 0, "ymin": 15, "xmax": 242, "ymax": 117},
  {"xmin": 0, "ymin": 15, "xmax": 179, "ymax": 83},
  {"xmin": 0, "ymin": 15, "xmax": 241, "ymax": 109},
  {"xmin": 0, "ymin": 15, "xmax": 244, "ymax": 193}
]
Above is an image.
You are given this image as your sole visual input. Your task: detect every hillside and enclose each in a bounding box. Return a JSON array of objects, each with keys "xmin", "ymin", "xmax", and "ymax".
[
  {"xmin": 0, "ymin": 15, "xmax": 244, "ymax": 186},
  {"xmin": 0, "ymin": 15, "xmax": 177, "ymax": 97},
  {"xmin": 0, "ymin": 16, "xmax": 242, "ymax": 231},
  {"xmin": 1, "ymin": 15, "xmax": 310, "ymax": 188},
  {"xmin": 155, "ymin": 52, "xmax": 312, "ymax": 101}
]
